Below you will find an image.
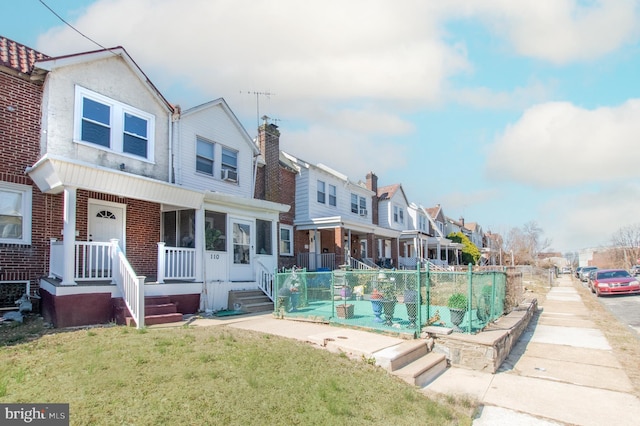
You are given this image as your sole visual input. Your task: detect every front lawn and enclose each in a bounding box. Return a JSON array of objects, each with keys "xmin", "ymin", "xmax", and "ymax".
[{"xmin": 0, "ymin": 317, "xmax": 473, "ymax": 425}]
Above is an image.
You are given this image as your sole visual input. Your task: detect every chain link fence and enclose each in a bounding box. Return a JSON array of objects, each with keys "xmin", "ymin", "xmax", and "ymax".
[{"xmin": 274, "ymin": 265, "xmax": 510, "ymax": 335}]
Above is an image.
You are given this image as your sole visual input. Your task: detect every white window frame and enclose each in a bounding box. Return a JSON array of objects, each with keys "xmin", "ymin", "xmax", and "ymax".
[
  {"xmin": 74, "ymin": 85, "xmax": 155, "ymax": 162},
  {"xmin": 317, "ymin": 180, "xmax": 326, "ymax": 204},
  {"xmin": 196, "ymin": 136, "xmax": 215, "ymax": 176},
  {"xmin": 350, "ymin": 193, "xmax": 358, "ymax": 213},
  {"xmin": 279, "ymin": 224, "xmax": 294, "ymax": 256},
  {"xmin": 0, "ymin": 182, "xmax": 32, "ymax": 245},
  {"xmin": 328, "ymin": 184, "xmax": 337, "ymax": 207}
]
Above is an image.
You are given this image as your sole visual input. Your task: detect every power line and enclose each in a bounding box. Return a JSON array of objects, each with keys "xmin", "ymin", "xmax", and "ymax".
[{"xmin": 38, "ymin": 0, "xmax": 108, "ymax": 50}]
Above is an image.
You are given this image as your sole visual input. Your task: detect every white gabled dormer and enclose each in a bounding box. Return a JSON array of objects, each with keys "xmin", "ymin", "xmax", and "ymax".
[{"xmin": 173, "ymin": 98, "xmax": 259, "ymax": 198}]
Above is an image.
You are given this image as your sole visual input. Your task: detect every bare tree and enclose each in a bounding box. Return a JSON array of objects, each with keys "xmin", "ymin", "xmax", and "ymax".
[
  {"xmin": 504, "ymin": 221, "xmax": 552, "ymax": 265},
  {"xmin": 611, "ymin": 224, "xmax": 640, "ymax": 268}
]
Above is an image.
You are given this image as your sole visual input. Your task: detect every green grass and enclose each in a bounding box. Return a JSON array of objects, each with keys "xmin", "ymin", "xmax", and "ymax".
[{"xmin": 0, "ymin": 317, "xmax": 473, "ymax": 425}]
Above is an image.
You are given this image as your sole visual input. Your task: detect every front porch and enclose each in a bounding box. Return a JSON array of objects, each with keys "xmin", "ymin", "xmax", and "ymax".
[
  {"xmin": 45, "ymin": 239, "xmax": 202, "ymax": 328},
  {"xmin": 38, "ymin": 275, "xmax": 202, "ymax": 328}
]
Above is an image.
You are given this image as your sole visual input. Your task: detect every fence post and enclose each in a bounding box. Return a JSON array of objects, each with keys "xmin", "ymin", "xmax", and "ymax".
[
  {"xmin": 416, "ymin": 262, "xmax": 422, "ymax": 335},
  {"xmin": 491, "ymin": 272, "xmax": 497, "ymax": 321},
  {"xmin": 157, "ymin": 242, "xmax": 166, "ymax": 284},
  {"xmin": 467, "ymin": 264, "xmax": 473, "ymax": 334}
]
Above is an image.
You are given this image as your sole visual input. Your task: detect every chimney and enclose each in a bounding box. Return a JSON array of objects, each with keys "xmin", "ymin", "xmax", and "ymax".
[
  {"xmin": 366, "ymin": 171, "xmax": 378, "ymax": 193},
  {"xmin": 460, "ymin": 216, "xmax": 465, "ymax": 226},
  {"xmin": 366, "ymin": 172, "xmax": 379, "ymax": 226},
  {"xmin": 257, "ymin": 116, "xmax": 281, "ymax": 202}
]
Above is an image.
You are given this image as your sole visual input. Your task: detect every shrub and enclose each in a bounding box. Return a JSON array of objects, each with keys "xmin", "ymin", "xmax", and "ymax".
[{"xmin": 447, "ymin": 293, "xmax": 467, "ymax": 310}]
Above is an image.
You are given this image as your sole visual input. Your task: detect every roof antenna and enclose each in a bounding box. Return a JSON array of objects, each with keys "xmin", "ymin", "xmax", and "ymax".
[{"xmin": 240, "ymin": 90, "xmax": 275, "ymax": 129}]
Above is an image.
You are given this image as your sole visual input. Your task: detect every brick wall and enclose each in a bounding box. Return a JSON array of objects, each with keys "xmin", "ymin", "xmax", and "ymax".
[
  {"xmin": 0, "ymin": 71, "xmax": 51, "ymax": 293},
  {"xmin": 77, "ymin": 191, "xmax": 160, "ymax": 278}
]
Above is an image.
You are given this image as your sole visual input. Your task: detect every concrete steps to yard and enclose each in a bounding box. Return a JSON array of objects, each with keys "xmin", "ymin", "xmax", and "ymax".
[
  {"xmin": 227, "ymin": 289, "xmax": 273, "ymax": 313},
  {"xmin": 373, "ymin": 340, "xmax": 447, "ymax": 387}
]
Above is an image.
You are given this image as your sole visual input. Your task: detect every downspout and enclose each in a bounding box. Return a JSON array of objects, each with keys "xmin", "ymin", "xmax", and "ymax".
[
  {"xmin": 252, "ymin": 151, "xmax": 259, "ymax": 198},
  {"xmin": 168, "ymin": 110, "xmax": 173, "ymax": 183}
]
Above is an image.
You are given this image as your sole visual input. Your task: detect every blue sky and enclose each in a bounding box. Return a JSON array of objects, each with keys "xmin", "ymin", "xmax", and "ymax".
[{"xmin": 5, "ymin": 0, "xmax": 640, "ymax": 254}]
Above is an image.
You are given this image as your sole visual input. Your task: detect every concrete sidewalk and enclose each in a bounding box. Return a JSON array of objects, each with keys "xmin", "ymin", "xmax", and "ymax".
[
  {"xmin": 188, "ymin": 275, "xmax": 640, "ymax": 425},
  {"xmin": 424, "ymin": 275, "xmax": 640, "ymax": 425}
]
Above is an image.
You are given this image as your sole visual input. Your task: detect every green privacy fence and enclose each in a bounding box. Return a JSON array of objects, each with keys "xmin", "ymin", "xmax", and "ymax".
[{"xmin": 274, "ymin": 265, "xmax": 506, "ymax": 336}]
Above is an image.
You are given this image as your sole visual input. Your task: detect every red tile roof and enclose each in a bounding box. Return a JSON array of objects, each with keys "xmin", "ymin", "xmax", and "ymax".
[{"xmin": 0, "ymin": 36, "xmax": 49, "ymax": 75}]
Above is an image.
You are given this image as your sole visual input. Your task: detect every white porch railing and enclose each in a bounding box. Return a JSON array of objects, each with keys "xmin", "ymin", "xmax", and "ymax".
[
  {"xmin": 296, "ymin": 252, "xmax": 336, "ymax": 271},
  {"xmin": 399, "ymin": 256, "xmax": 419, "ymax": 270},
  {"xmin": 111, "ymin": 240, "xmax": 145, "ymax": 329},
  {"xmin": 157, "ymin": 242, "xmax": 196, "ymax": 283},
  {"xmin": 49, "ymin": 240, "xmax": 115, "ymax": 281},
  {"xmin": 421, "ymin": 258, "xmax": 453, "ymax": 272},
  {"xmin": 256, "ymin": 260, "xmax": 274, "ymax": 301},
  {"xmin": 349, "ymin": 257, "xmax": 376, "ymax": 270}
]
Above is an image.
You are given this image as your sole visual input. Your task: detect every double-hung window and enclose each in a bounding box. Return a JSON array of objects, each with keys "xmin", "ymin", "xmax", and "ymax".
[
  {"xmin": 317, "ymin": 180, "xmax": 326, "ymax": 204},
  {"xmin": 359, "ymin": 197, "xmax": 367, "ymax": 215},
  {"xmin": 350, "ymin": 194, "xmax": 358, "ymax": 213},
  {"xmin": 0, "ymin": 183, "xmax": 33, "ymax": 244},
  {"xmin": 196, "ymin": 137, "xmax": 214, "ymax": 175},
  {"xmin": 75, "ymin": 86, "xmax": 155, "ymax": 162},
  {"xmin": 280, "ymin": 225, "xmax": 293, "ymax": 256},
  {"xmin": 221, "ymin": 147, "xmax": 238, "ymax": 182},
  {"xmin": 328, "ymin": 184, "xmax": 337, "ymax": 207}
]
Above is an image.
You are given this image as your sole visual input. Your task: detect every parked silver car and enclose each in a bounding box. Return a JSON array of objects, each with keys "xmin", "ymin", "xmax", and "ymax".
[{"xmin": 579, "ymin": 266, "xmax": 598, "ymax": 282}]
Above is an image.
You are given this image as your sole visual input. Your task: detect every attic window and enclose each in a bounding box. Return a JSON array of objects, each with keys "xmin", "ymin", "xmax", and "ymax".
[{"xmin": 74, "ymin": 85, "xmax": 155, "ymax": 162}]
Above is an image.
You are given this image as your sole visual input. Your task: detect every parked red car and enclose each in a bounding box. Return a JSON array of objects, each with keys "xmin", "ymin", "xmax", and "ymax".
[{"xmin": 590, "ymin": 269, "xmax": 640, "ymax": 297}]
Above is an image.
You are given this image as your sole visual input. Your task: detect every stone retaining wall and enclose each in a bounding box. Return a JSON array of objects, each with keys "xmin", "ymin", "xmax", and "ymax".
[{"xmin": 430, "ymin": 298, "xmax": 538, "ymax": 373}]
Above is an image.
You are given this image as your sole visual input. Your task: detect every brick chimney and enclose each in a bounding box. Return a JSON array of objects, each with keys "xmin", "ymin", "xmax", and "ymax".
[
  {"xmin": 366, "ymin": 172, "xmax": 379, "ymax": 225},
  {"xmin": 257, "ymin": 117, "xmax": 280, "ymax": 202}
]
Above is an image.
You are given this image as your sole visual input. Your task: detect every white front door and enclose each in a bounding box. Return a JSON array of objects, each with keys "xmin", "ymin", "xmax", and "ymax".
[
  {"xmin": 88, "ymin": 200, "xmax": 126, "ymax": 247},
  {"xmin": 88, "ymin": 200, "xmax": 126, "ymax": 276},
  {"xmin": 229, "ymin": 218, "xmax": 253, "ymax": 281}
]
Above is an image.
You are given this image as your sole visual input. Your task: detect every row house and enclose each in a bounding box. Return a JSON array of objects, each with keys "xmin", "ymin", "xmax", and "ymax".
[
  {"xmin": 0, "ymin": 37, "xmax": 49, "ymax": 311},
  {"xmin": 2, "ymin": 37, "xmax": 287, "ymax": 327}
]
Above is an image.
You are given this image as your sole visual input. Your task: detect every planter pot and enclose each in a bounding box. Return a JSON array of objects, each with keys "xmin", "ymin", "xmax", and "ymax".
[
  {"xmin": 403, "ymin": 289, "xmax": 418, "ymax": 328},
  {"xmin": 449, "ymin": 308, "xmax": 466, "ymax": 330},
  {"xmin": 290, "ymin": 292, "xmax": 300, "ymax": 312},
  {"xmin": 405, "ymin": 302, "xmax": 418, "ymax": 328},
  {"xmin": 477, "ymin": 296, "xmax": 491, "ymax": 321},
  {"xmin": 381, "ymin": 299, "xmax": 396, "ymax": 326},
  {"xmin": 336, "ymin": 304, "xmax": 354, "ymax": 319},
  {"xmin": 340, "ymin": 287, "xmax": 352, "ymax": 299},
  {"xmin": 370, "ymin": 299, "xmax": 384, "ymax": 322}
]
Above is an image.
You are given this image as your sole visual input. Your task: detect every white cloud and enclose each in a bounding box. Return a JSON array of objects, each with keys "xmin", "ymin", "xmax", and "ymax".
[
  {"xmin": 37, "ymin": 0, "xmax": 469, "ymax": 106},
  {"xmin": 485, "ymin": 99, "xmax": 640, "ymax": 187},
  {"xmin": 451, "ymin": 0, "xmax": 640, "ymax": 64},
  {"xmin": 281, "ymin": 125, "xmax": 408, "ymax": 181},
  {"xmin": 450, "ymin": 79, "xmax": 554, "ymax": 109},
  {"xmin": 543, "ymin": 182, "xmax": 640, "ymax": 252}
]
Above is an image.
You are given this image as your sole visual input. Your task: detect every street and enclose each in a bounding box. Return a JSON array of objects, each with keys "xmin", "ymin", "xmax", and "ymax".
[{"xmin": 579, "ymin": 280, "xmax": 640, "ymax": 337}]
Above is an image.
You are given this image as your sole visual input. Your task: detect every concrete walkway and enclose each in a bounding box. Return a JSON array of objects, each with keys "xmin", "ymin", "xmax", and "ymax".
[
  {"xmin": 424, "ymin": 275, "xmax": 640, "ymax": 425},
  {"xmin": 186, "ymin": 275, "xmax": 640, "ymax": 425}
]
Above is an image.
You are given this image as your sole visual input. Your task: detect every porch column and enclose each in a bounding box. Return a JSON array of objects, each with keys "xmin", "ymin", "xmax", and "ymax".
[
  {"xmin": 61, "ymin": 186, "xmax": 77, "ymax": 285},
  {"xmin": 195, "ymin": 206, "xmax": 204, "ymax": 282}
]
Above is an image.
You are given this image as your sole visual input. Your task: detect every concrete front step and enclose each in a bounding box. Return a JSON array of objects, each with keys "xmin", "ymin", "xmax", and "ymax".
[
  {"xmin": 145, "ymin": 303, "xmax": 178, "ymax": 316},
  {"xmin": 394, "ymin": 352, "xmax": 447, "ymax": 387},
  {"xmin": 373, "ymin": 339, "xmax": 447, "ymax": 387},
  {"xmin": 374, "ymin": 340, "xmax": 429, "ymax": 371},
  {"xmin": 228, "ymin": 289, "xmax": 273, "ymax": 313},
  {"xmin": 126, "ymin": 312, "xmax": 184, "ymax": 327}
]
